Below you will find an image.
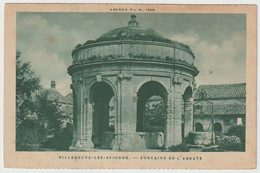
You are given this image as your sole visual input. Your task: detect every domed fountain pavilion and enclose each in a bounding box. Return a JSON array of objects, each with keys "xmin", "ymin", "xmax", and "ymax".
[{"xmin": 68, "ymin": 15, "xmax": 199, "ymax": 151}]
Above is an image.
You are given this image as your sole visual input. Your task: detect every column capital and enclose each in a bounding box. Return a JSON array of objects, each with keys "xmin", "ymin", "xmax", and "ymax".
[
  {"xmin": 118, "ymin": 73, "xmax": 133, "ymax": 81},
  {"xmin": 73, "ymin": 77, "xmax": 83, "ymax": 84}
]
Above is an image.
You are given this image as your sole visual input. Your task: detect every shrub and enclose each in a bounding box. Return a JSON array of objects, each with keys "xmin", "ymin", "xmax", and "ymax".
[
  {"xmin": 215, "ymin": 136, "xmax": 221, "ymax": 145},
  {"xmin": 218, "ymin": 135, "xmax": 242, "ymax": 151},
  {"xmin": 42, "ymin": 123, "xmax": 73, "ymax": 150},
  {"xmin": 226, "ymin": 125, "xmax": 245, "ymax": 151},
  {"xmin": 16, "ymin": 118, "xmax": 47, "ymax": 151},
  {"xmin": 183, "ymin": 132, "xmax": 195, "ymax": 144},
  {"xmin": 168, "ymin": 132, "xmax": 195, "ymax": 152},
  {"xmin": 169, "ymin": 143, "xmax": 189, "ymax": 152}
]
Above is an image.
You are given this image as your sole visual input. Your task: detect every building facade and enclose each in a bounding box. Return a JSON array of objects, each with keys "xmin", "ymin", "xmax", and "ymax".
[
  {"xmin": 68, "ymin": 15, "xmax": 199, "ymax": 151},
  {"xmin": 193, "ymin": 83, "xmax": 246, "ymax": 136},
  {"xmin": 44, "ymin": 81, "xmax": 73, "ymax": 128}
]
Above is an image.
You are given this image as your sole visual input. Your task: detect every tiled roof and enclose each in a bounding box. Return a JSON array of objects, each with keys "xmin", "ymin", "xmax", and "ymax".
[
  {"xmin": 194, "ymin": 83, "xmax": 246, "ymax": 100},
  {"xmin": 44, "ymin": 88, "xmax": 72, "ymax": 105},
  {"xmin": 65, "ymin": 93, "xmax": 73, "ymax": 104},
  {"xmin": 194, "ymin": 103, "xmax": 245, "ymax": 116}
]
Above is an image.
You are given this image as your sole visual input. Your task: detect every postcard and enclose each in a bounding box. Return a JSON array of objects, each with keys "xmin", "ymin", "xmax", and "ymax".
[{"xmin": 4, "ymin": 3, "xmax": 257, "ymax": 169}]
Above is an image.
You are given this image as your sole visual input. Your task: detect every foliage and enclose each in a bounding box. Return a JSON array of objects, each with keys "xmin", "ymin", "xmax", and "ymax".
[
  {"xmin": 144, "ymin": 100, "xmax": 166, "ymax": 132},
  {"xmin": 168, "ymin": 132, "xmax": 196, "ymax": 152},
  {"xmin": 169, "ymin": 143, "xmax": 189, "ymax": 152},
  {"xmin": 35, "ymin": 91, "xmax": 63, "ymax": 135},
  {"xmin": 225, "ymin": 125, "xmax": 245, "ymax": 151},
  {"xmin": 16, "ymin": 50, "xmax": 40, "ymax": 128},
  {"xmin": 215, "ymin": 136, "xmax": 222, "ymax": 145},
  {"xmin": 183, "ymin": 132, "xmax": 196, "ymax": 144},
  {"xmin": 16, "ymin": 117, "xmax": 47, "ymax": 151},
  {"xmin": 42, "ymin": 122, "xmax": 73, "ymax": 150},
  {"xmin": 16, "ymin": 50, "xmax": 43, "ymax": 150},
  {"xmin": 218, "ymin": 136, "xmax": 242, "ymax": 151},
  {"xmin": 202, "ymin": 146, "xmax": 218, "ymax": 152},
  {"xmin": 35, "ymin": 91, "xmax": 73, "ymax": 150},
  {"xmin": 76, "ymin": 32, "xmax": 191, "ymax": 50},
  {"xmin": 16, "ymin": 50, "xmax": 73, "ymax": 151}
]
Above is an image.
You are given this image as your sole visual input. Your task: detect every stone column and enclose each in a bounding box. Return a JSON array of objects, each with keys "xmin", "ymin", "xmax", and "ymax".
[
  {"xmin": 72, "ymin": 79, "xmax": 94, "ymax": 151},
  {"xmin": 172, "ymin": 92, "xmax": 183, "ymax": 146},
  {"xmin": 165, "ymin": 92, "xmax": 183, "ymax": 148},
  {"xmin": 165, "ymin": 93, "xmax": 174, "ymax": 148},
  {"xmin": 81, "ymin": 97, "xmax": 94, "ymax": 149},
  {"xmin": 69, "ymin": 84, "xmax": 77, "ymax": 150},
  {"xmin": 184, "ymin": 99, "xmax": 193, "ymax": 137},
  {"xmin": 132, "ymin": 96, "xmax": 138, "ymax": 132},
  {"xmin": 112, "ymin": 97, "xmax": 120, "ymax": 151},
  {"xmin": 118, "ymin": 74, "xmax": 134, "ymax": 134},
  {"xmin": 117, "ymin": 73, "xmax": 145, "ymax": 151},
  {"xmin": 72, "ymin": 79, "xmax": 84, "ymax": 150}
]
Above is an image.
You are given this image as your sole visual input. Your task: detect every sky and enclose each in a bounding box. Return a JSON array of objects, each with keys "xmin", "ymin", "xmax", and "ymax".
[{"xmin": 16, "ymin": 13, "xmax": 246, "ymax": 96}]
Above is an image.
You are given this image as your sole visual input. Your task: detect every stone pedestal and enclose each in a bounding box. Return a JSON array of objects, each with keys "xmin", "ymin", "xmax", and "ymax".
[
  {"xmin": 165, "ymin": 92, "xmax": 182, "ymax": 148},
  {"xmin": 119, "ymin": 134, "xmax": 146, "ymax": 151},
  {"xmin": 184, "ymin": 100, "xmax": 193, "ymax": 137},
  {"xmin": 74, "ymin": 139, "xmax": 94, "ymax": 151}
]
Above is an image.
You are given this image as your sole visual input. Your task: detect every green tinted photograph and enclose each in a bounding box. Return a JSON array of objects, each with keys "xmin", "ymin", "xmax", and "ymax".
[{"xmin": 16, "ymin": 13, "xmax": 246, "ymax": 152}]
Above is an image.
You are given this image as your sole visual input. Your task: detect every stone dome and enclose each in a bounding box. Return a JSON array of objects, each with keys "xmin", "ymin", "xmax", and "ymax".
[
  {"xmin": 94, "ymin": 15, "xmax": 190, "ymax": 49},
  {"xmin": 97, "ymin": 26, "xmax": 167, "ymax": 43},
  {"xmin": 96, "ymin": 15, "xmax": 169, "ymax": 43},
  {"xmin": 69, "ymin": 15, "xmax": 198, "ymax": 75}
]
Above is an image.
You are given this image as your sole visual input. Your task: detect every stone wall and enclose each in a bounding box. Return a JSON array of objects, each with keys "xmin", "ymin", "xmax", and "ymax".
[
  {"xmin": 194, "ymin": 115, "xmax": 244, "ymax": 134},
  {"xmin": 72, "ymin": 41, "xmax": 194, "ymax": 65}
]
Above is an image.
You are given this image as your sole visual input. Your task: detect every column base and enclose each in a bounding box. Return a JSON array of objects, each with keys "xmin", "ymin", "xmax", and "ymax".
[
  {"xmin": 119, "ymin": 134, "xmax": 146, "ymax": 151},
  {"xmin": 69, "ymin": 139, "xmax": 77, "ymax": 150},
  {"xmin": 112, "ymin": 144, "xmax": 120, "ymax": 151},
  {"xmin": 69, "ymin": 139, "xmax": 94, "ymax": 151},
  {"xmin": 111, "ymin": 135, "xmax": 120, "ymax": 151}
]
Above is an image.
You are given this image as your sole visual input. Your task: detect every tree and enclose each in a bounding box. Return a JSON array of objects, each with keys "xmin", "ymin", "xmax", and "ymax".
[
  {"xmin": 35, "ymin": 91, "xmax": 63, "ymax": 135},
  {"xmin": 16, "ymin": 117, "xmax": 47, "ymax": 151},
  {"xmin": 144, "ymin": 100, "xmax": 166, "ymax": 132},
  {"xmin": 16, "ymin": 50, "xmax": 43, "ymax": 150},
  {"xmin": 36, "ymin": 91, "xmax": 73, "ymax": 150},
  {"xmin": 16, "ymin": 50, "xmax": 40, "ymax": 127},
  {"xmin": 16, "ymin": 50, "xmax": 72, "ymax": 151},
  {"xmin": 226, "ymin": 125, "xmax": 245, "ymax": 151}
]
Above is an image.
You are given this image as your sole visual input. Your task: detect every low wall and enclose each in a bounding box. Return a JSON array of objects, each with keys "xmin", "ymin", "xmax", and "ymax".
[
  {"xmin": 145, "ymin": 132, "xmax": 164, "ymax": 149},
  {"xmin": 100, "ymin": 131, "xmax": 114, "ymax": 149},
  {"xmin": 191, "ymin": 132, "xmax": 215, "ymax": 145}
]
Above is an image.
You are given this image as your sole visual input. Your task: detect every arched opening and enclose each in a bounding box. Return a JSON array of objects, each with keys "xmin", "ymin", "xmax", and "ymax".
[
  {"xmin": 182, "ymin": 86, "xmax": 193, "ymax": 137},
  {"xmin": 90, "ymin": 82, "xmax": 115, "ymax": 148},
  {"xmin": 144, "ymin": 95, "xmax": 165, "ymax": 132},
  {"xmin": 136, "ymin": 81, "xmax": 167, "ymax": 149},
  {"xmin": 214, "ymin": 122, "xmax": 223, "ymax": 135},
  {"xmin": 183, "ymin": 86, "xmax": 192, "ymax": 102},
  {"xmin": 195, "ymin": 122, "xmax": 203, "ymax": 132},
  {"xmin": 136, "ymin": 81, "xmax": 168, "ymax": 132}
]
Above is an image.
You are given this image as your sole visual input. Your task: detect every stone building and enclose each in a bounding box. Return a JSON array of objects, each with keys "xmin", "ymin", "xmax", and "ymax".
[
  {"xmin": 45, "ymin": 81, "xmax": 73, "ymax": 105},
  {"xmin": 68, "ymin": 15, "xmax": 199, "ymax": 151},
  {"xmin": 44, "ymin": 81, "xmax": 73, "ymax": 127},
  {"xmin": 193, "ymin": 83, "xmax": 246, "ymax": 136}
]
